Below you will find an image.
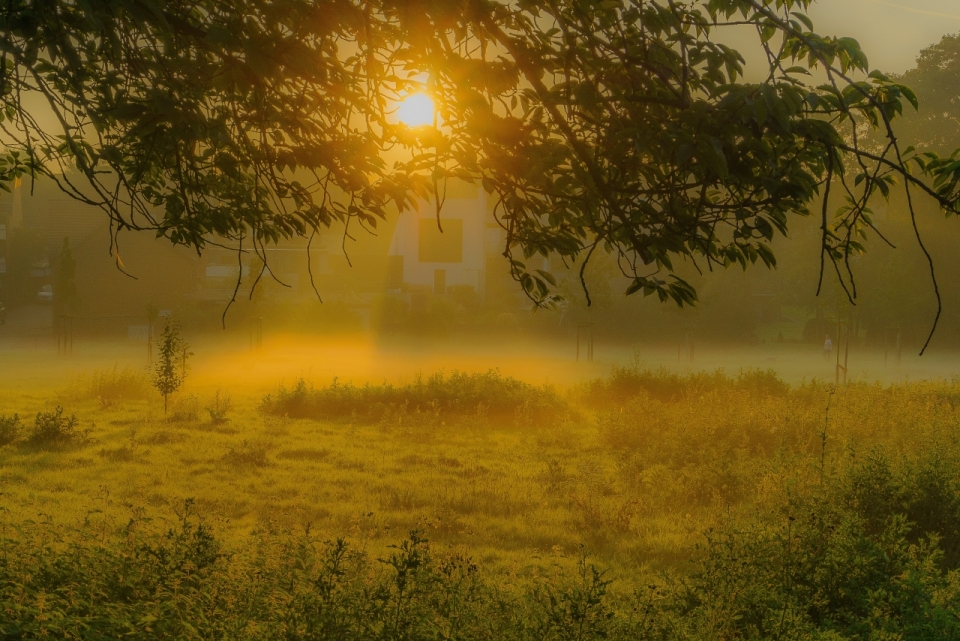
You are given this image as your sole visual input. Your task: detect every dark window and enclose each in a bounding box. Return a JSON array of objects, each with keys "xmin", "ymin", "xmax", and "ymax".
[{"xmin": 418, "ymin": 219, "xmax": 463, "ymax": 263}]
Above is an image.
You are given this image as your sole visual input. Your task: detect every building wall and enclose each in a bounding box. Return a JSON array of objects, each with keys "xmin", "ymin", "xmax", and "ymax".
[{"xmin": 389, "ymin": 189, "xmax": 488, "ymax": 295}]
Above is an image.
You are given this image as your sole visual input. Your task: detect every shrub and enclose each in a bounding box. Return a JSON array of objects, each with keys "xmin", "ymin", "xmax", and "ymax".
[
  {"xmin": 663, "ymin": 505, "xmax": 960, "ymax": 639},
  {"xmin": 207, "ymin": 389, "xmax": 232, "ymax": 424},
  {"xmin": 259, "ymin": 370, "xmax": 571, "ymax": 428},
  {"xmin": 583, "ymin": 366, "xmax": 789, "ymax": 406},
  {"xmin": 27, "ymin": 407, "xmax": 87, "ymax": 448},
  {"xmin": 0, "ymin": 414, "xmax": 20, "ymax": 445}
]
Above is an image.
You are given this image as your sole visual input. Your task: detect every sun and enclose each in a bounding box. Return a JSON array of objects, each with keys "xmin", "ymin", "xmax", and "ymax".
[{"xmin": 395, "ymin": 93, "xmax": 435, "ymax": 127}]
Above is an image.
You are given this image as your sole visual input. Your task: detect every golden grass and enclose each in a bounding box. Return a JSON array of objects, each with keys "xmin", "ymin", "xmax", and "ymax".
[{"xmin": 1, "ymin": 361, "xmax": 959, "ymax": 588}]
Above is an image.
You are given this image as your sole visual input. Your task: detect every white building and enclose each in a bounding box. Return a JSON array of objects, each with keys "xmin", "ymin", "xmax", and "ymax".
[{"xmin": 388, "ymin": 184, "xmax": 496, "ymax": 297}]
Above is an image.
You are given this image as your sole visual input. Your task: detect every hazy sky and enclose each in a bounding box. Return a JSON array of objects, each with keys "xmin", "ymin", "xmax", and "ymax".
[{"xmin": 807, "ymin": 0, "xmax": 960, "ymax": 73}]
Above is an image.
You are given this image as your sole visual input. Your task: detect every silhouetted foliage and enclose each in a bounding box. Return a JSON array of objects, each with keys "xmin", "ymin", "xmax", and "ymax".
[{"xmin": 3, "ymin": 1, "xmax": 960, "ymax": 331}]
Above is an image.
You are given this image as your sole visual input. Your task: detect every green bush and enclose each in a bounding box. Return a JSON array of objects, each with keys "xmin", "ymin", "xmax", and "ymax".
[
  {"xmin": 27, "ymin": 407, "xmax": 87, "ymax": 448},
  {"xmin": 584, "ymin": 366, "xmax": 789, "ymax": 406},
  {"xmin": 661, "ymin": 505, "xmax": 960, "ymax": 639},
  {"xmin": 260, "ymin": 370, "xmax": 572, "ymax": 428},
  {"xmin": 0, "ymin": 414, "xmax": 20, "ymax": 445}
]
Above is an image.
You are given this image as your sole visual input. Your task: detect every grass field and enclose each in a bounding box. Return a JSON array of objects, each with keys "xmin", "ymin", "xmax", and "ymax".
[{"xmin": 1, "ymin": 337, "xmax": 959, "ymax": 638}]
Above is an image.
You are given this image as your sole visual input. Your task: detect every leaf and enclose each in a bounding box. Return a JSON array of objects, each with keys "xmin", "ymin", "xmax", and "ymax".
[
  {"xmin": 792, "ymin": 11, "xmax": 814, "ymax": 31},
  {"xmin": 535, "ymin": 269, "xmax": 556, "ymax": 286},
  {"xmin": 897, "ymin": 84, "xmax": 919, "ymax": 111}
]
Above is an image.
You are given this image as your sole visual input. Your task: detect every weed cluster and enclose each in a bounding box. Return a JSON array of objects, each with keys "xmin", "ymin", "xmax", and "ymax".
[
  {"xmin": 26, "ymin": 407, "xmax": 88, "ymax": 448},
  {"xmin": 89, "ymin": 366, "xmax": 151, "ymax": 402},
  {"xmin": 222, "ymin": 440, "xmax": 269, "ymax": 468},
  {"xmin": 207, "ymin": 389, "xmax": 233, "ymax": 424},
  {"xmin": 166, "ymin": 395, "xmax": 201, "ymax": 423},
  {"xmin": 60, "ymin": 366, "xmax": 150, "ymax": 407},
  {"xmin": 0, "ymin": 414, "xmax": 20, "ymax": 446},
  {"xmin": 0, "ymin": 408, "xmax": 88, "ymax": 449},
  {"xmin": 260, "ymin": 370, "xmax": 570, "ymax": 427}
]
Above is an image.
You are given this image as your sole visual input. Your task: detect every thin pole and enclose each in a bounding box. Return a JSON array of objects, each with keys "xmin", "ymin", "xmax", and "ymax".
[
  {"xmin": 835, "ymin": 319, "xmax": 842, "ymax": 386},
  {"xmin": 896, "ymin": 325, "xmax": 902, "ymax": 366},
  {"xmin": 843, "ymin": 322, "xmax": 850, "ymax": 384}
]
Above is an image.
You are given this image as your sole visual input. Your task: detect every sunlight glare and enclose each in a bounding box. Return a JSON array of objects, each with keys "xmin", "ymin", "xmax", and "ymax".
[{"xmin": 396, "ymin": 93, "xmax": 435, "ymax": 127}]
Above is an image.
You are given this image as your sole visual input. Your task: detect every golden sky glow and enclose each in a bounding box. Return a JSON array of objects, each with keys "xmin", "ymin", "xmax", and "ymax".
[{"xmin": 808, "ymin": 0, "xmax": 960, "ymax": 72}]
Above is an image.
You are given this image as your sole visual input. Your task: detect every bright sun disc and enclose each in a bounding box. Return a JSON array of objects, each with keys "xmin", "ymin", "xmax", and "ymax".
[{"xmin": 396, "ymin": 93, "xmax": 435, "ymax": 127}]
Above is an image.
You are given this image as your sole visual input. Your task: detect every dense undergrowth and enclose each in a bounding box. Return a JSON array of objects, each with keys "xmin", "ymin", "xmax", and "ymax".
[
  {"xmin": 2, "ymin": 467, "xmax": 958, "ymax": 639},
  {"xmin": 2, "ymin": 366, "xmax": 960, "ymax": 638}
]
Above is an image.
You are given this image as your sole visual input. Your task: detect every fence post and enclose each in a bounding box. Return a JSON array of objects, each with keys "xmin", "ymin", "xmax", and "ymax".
[
  {"xmin": 843, "ymin": 321, "xmax": 850, "ymax": 385},
  {"xmin": 835, "ymin": 319, "xmax": 842, "ymax": 386},
  {"xmin": 896, "ymin": 325, "xmax": 902, "ymax": 366}
]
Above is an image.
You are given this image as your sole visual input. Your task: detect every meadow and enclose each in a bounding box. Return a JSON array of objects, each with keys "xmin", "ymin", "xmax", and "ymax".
[{"xmin": 0, "ymin": 343, "xmax": 959, "ymax": 638}]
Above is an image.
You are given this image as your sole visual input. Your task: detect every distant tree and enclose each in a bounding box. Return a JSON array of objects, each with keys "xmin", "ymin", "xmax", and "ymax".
[
  {"xmin": 55, "ymin": 237, "xmax": 79, "ymax": 315},
  {"xmin": 891, "ymin": 34, "xmax": 960, "ymax": 154},
  {"xmin": 153, "ymin": 322, "xmax": 188, "ymax": 413}
]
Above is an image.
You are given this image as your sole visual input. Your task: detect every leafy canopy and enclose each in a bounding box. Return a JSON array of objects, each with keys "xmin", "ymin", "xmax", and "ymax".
[{"xmin": 3, "ymin": 0, "xmax": 960, "ymax": 348}]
